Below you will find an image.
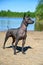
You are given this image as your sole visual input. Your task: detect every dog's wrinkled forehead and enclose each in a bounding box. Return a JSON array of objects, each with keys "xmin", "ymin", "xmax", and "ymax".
[
  {"xmin": 25, "ymin": 16, "xmax": 30, "ymax": 19},
  {"xmin": 25, "ymin": 16, "xmax": 31, "ymax": 21},
  {"xmin": 23, "ymin": 15, "xmax": 30, "ymax": 20}
]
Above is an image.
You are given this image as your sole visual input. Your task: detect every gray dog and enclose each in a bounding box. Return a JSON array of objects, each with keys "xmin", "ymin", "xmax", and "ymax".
[{"xmin": 3, "ymin": 14, "xmax": 34, "ymax": 54}]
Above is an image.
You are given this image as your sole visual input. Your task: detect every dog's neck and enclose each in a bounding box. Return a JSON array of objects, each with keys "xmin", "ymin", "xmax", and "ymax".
[
  {"xmin": 20, "ymin": 20, "xmax": 28, "ymax": 31},
  {"xmin": 21, "ymin": 20, "xmax": 28, "ymax": 26},
  {"xmin": 23, "ymin": 21, "xmax": 28, "ymax": 26}
]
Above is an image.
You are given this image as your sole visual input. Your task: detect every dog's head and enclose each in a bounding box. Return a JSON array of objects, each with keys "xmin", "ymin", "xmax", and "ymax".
[{"xmin": 23, "ymin": 13, "xmax": 34, "ymax": 24}]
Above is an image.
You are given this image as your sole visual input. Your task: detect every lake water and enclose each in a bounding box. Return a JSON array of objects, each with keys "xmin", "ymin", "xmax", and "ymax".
[{"xmin": 0, "ymin": 17, "xmax": 35, "ymax": 31}]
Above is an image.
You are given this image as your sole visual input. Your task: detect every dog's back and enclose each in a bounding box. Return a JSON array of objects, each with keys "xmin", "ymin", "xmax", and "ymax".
[{"xmin": 6, "ymin": 28, "xmax": 19, "ymax": 38}]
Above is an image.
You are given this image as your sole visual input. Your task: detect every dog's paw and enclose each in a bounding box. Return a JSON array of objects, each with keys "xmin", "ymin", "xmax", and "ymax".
[
  {"xmin": 3, "ymin": 46, "xmax": 5, "ymax": 49},
  {"xmin": 22, "ymin": 52, "xmax": 26, "ymax": 54},
  {"xmin": 14, "ymin": 52, "xmax": 17, "ymax": 55}
]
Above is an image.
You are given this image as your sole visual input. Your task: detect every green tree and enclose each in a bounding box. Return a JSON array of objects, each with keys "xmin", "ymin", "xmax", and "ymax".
[
  {"xmin": 35, "ymin": 0, "xmax": 43, "ymax": 20},
  {"xmin": 35, "ymin": 0, "xmax": 43, "ymax": 31}
]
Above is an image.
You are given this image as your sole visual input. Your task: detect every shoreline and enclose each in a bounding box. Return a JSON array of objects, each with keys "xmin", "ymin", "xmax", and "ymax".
[{"xmin": 0, "ymin": 30, "xmax": 43, "ymax": 32}]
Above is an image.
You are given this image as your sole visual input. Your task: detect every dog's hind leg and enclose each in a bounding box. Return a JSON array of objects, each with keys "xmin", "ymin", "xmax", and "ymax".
[
  {"xmin": 3, "ymin": 32, "xmax": 10, "ymax": 49},
  {"xmin": 12, "ymin": 37, "xmax": 15, "ymax": 48}
]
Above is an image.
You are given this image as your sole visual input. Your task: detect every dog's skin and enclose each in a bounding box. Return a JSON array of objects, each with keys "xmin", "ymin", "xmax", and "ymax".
[{"xmin": 3, "ymin": 14, "xmax": 34, "ymax": 54}]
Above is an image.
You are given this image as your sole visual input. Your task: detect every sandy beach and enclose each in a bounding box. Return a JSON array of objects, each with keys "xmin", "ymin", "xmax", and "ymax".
[{"xmin": 0, "ymin": 31, "xmax": 43, "ymax": 65}]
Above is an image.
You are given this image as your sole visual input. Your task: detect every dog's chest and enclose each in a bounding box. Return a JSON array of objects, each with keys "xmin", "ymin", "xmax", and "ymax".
[{"xmin": 18, "ymin": 30, "xmax": 26, "ymax": 38}]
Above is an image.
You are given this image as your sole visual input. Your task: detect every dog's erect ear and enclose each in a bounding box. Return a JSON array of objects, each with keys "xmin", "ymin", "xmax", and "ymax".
[
  {"xmin": 27, "ymin": 13, "xmax": 30, "ymax": 17},
  {"xmin": 23, "ymin": 13, "xmax": 26, "ymax": 19}
]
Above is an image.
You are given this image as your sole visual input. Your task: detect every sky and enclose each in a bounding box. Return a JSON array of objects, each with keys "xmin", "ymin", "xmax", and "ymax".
[{"xmin": 0, "ymin": 0, "xmax": 38, "ymax": 12}]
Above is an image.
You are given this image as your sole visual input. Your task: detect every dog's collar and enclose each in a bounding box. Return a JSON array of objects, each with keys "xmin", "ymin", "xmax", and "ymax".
[{"xmin": 24, "ymin": 21, "xmax": 28, "ymax": 27}]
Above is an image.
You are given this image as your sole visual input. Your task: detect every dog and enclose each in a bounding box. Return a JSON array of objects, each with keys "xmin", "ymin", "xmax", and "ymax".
[{"xmin": 3, "ymin": 14, "xmax": 34, "ymax": 54}]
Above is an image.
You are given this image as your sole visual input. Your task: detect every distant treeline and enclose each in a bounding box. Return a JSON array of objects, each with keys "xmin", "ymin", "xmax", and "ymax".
[{"xmin": 0, "ymin": 10, "xmax": 35, "ymax": 18}]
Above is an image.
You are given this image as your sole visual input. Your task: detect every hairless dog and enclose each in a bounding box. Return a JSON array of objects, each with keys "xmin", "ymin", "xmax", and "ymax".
[{"xmin": 3, "ymin": 14, "xmax": 34, "ymax": 54}]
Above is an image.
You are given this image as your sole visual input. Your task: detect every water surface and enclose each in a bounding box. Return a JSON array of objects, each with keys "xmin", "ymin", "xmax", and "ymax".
[{"xmin": 0, "ymin": 17, "xmax": 35, "ymax": 31}]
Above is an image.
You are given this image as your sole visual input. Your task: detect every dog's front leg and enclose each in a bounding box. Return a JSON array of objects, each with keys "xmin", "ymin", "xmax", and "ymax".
[
  {"xmin": 22, "ymin": 38, "xmax": 26, "ymax": 54},
  {"xmin": 14, "ymin": 39, "xmax": 18, "ymax": 55}
]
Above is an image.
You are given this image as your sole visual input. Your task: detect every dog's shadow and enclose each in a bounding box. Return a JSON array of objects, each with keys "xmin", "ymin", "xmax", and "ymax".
[{"xmin": 6, "ymin": 45, "xmax": 32, "ymax": 53}]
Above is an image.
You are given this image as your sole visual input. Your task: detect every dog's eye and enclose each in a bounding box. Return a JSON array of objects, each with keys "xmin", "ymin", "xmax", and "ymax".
[{"xmin": 28, "ymin": 18, "xmax": 30, "ymax": 20}]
